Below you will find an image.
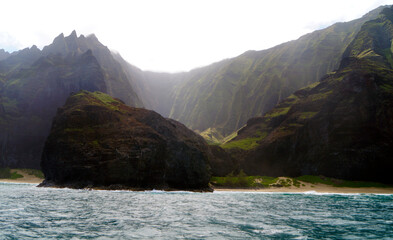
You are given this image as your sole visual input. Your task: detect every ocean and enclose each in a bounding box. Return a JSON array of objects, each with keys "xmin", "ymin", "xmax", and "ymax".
[{"xmin": 0, "ymin": 183, "xmax": 392, "ymax": 239}]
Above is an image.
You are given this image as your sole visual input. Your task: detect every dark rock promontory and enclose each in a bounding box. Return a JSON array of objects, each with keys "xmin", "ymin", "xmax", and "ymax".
[{"xmin": 40, "ymin": 91, "xmax": 211, "ymax": 191}]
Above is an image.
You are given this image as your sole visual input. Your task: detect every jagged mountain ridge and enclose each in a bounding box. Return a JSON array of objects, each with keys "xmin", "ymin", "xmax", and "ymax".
[
  {"xmin": 0, "ymin": 31, "xmax": 142, "ymax": 168},
  {"xmin": 0, "ymin": 5, "xmax": 390, "ymax": 172},
  {"xmin": 43, "ymin": 31, "xmax": 143, "ymax": 107},
  {"xmin": 224, "ymin": 6, "xmax": 393, "ymax": 183}
]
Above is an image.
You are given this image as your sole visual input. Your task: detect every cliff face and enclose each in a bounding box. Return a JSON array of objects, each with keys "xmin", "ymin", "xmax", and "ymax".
[
  {"xmin": 40, "ymin": 91, "xmax": 211, "ymax": 190},
  {"xmin": 0, "ymin": 31, "xmax": 142, "ymax": 168},
  {"xmin": 134, "ymin": 6, "xmax": 386, "ymax": 138},
  {"xmin": 0, "ymin": 50, "xmax": 107, "ymax": 168},
  {"xmin": 224, "ymin": 7, "xmax": 393, "ymax": 183}
]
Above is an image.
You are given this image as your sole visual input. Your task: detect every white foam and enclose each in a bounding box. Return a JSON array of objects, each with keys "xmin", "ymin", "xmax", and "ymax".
[
  {"xmin": 212, "ymin": 190, "xmax": 375, "ymax": 196},
  {"xmin": 0, "ymin": 181, "xmax": 38, "ymax": 186}
]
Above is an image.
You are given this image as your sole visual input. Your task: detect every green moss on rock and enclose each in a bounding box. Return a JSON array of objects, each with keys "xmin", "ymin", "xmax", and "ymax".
[{"xmin": 40, "ymin": 91, "xmax": 212, "ymax": 191}]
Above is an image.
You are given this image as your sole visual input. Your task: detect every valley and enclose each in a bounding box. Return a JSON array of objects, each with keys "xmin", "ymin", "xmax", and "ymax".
[{"xmin": 0, "ymin": 5, "xmax": 393, "ymax": 187}]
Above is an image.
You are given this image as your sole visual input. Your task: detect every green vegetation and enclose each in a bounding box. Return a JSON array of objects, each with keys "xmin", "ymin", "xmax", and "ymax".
[
  {"xmin": 300, "ymin": 81, "xmax": 320, "ymax": 90},
  {"xmin": 296, "ymin": 175, "xmax": 392, "ymax": 188},
  {"xmin": 199, "ymin": 128, "xmax": 224, "ymax": 145},
  {"xmin": 0, "ymin": 168, "xmax": 44, "ymax": 179},
  {"xmin": 210, "ymin": 171, "xmax": 278, "ymax": 188},
  {"xmin": 380, "ymin": 83, "xmax": 393, "ymax": 92},
  {"xmin": 6, "ymin": 78, "xmax": 23, "ymax": 87},
  {"xmin": 264, "ymin": 107, "xmax": 290, "ymax": 119},
  {"xmin": 222, "ymin": 131, "xmax": 268, "ymax": 150},
  {"xmin": 210, "ymin": 174, "xmax": 392, "ymax": 189},
  {"xmin": 309, "ymin": 90, "xmax": 333, "ymax": 101},
  {"xmin": 64, "ymin": 128, "xmax": 83, "ymax": 132},
  {"xmin": 0, "ymin": 168, "xmax": 23, "ymax": 179},
  {"xmin": 162, "ymin": 7, "xmax": 383, "ymax": 138},
  {"xmin": 357, "ymin": 49, "xmax": 380, "ymax": 58},
  {"xmin": 286, "ymin": 94, "xmax": 299, "ymax": 103},
  {"xmin": 298, "ymin": 111, "xmax": 318, "ymax": 120},
  {"xmin": 72, "ymin": 91, "xmax": 124, "ymax": 112},
  {"xmin": 19, "ymin": 169, "xmax": 44, "ymax": 179},
  {"xmin": 91, "ymin": 140, "xmax": 100, "ymax": 148},
  {"xmin": 222, "ymin": 131, "xmax": 238, "ymax": 144},
  {"xmin": 296, "ymin": 175, "xmax": 335, "ymax": 185},
  {"xmin": 382, "ymin": 46, "xmax": 393, "ymax": 68},
  {"xmin": 200, "ymin": 128, "xmax": 238, "ymax": 145},
  {"xmin": 91, "ymin": 91, "xmax": 119, "ymax": 104},
  {"xmin": 293, "ymin": 179, "xmax": 301, "ymax": 187}
]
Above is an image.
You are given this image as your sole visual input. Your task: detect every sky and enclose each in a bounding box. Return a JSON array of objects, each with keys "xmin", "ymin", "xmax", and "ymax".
[{"xmin": 0, "ymin": 0, "xmax": 392, "ymax": 72}]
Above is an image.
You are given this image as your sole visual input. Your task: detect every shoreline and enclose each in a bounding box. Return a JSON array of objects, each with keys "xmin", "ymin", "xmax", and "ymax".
[
  {"xmin": 0, "ymin": 169, "xmax": 43, "ymax": 184},
  {"xmin": 1, "ymin": 180, "xmax": 392, "ymax": 194},
  {"xmin": 1, "ymin": 171, "xmax": 392, "ymax": 194},
  {"xmin": 213, "ymin": 184, "xmax": 393, "ymax": 194},
  {"xmin": 0, "ymin": 179, "xmax": 42, "ymax": 184}
]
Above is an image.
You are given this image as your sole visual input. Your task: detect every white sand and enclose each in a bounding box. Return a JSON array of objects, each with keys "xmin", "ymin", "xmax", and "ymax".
[
  {"xmin": 214, "ymin": 183, "xmax": 393, "ymax": 194},
  {"xmin": 0, "ymin": 169, "xmax": 43, "ymax": 184}
]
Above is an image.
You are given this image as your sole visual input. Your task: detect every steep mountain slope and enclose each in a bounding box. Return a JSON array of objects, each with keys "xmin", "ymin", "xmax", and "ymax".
[
  {"xmin": 0, "ymin": 31, "xmax": 142, "ymax": 168},
  {"xmin": 224, "ymin": 7, "xmax": 393, "ymax": 183},
  {"xmin": 137, "ymin": 6, "xmax": 387, "ymax": 137}
]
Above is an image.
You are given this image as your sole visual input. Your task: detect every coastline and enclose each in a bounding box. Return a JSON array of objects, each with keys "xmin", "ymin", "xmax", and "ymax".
[
  {"xmin": 2, "ymin": 180, "xmax": 392, "ymax": 194},
  {"xmin": 213, "ymin": 184, "xmax": 393, "ymax": 194},
  {"xmin": 1, "ymin": 171, "xmax": 392, "ymax": 194},
  {"xmin": 0, "ymin": 179, "xmax": 42, "ymax": 184},
  {"xmin": 0, "ymin": 169, "xmax": 43, "ymax": 184}
]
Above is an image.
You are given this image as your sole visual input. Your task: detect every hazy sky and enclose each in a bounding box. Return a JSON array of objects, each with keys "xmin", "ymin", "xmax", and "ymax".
[{"xmin": 0, "ymin": 0, "xmax": 392, "ymax": 72}]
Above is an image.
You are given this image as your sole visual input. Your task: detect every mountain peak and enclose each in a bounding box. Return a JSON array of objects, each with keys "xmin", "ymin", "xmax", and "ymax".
[
  {"xmin": 87, "ymin": 33, "xmax": 98, "ymax": 42},
  {"xmin": 53, "ymin": 33, "xmax": 65, "ymax": 42},
  {"xmin": 69, "ymin": 30, "xmax": 77, "ymax": 39},
  {"xmin": 0, "ymin": 49, "xmax": 10, "ymax": 61},
  {"xmin": 380, "ymin": 5, "xmax": 393, "ymax": 21}
]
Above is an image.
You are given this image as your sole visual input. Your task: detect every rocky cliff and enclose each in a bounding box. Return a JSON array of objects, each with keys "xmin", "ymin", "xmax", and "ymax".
[
  {"xmin": 135, "ymin": 6, "xmax": 387, "ymax": 138},
  {"xmin": 224, "ymin": 7, "xmax": 393, "ymax": 183},
  {"xmin": 40, "ymin": 91, "xmax": 211, "ymax": 190}
]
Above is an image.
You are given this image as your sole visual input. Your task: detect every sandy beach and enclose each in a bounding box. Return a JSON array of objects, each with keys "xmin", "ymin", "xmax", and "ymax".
[
  {"xmin": 214, "ymin": 181, "xmax": 393, "ymax": 194},
  {"xmin": 1, "ymin": 172, "xmax": 392, "ymax": 194},
  {"xmin": 0, "ymin": 169, "xmax": 43, "ymax": 184}
]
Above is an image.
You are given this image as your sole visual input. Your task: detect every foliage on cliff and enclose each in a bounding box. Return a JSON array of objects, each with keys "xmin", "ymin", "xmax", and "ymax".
[
  {"xmin": 40, "ymin": 91, "xmax": 211, "ymax": 190},
  {"xmin": 224, "ymin": 7, "xmax": 393, "ymax": 183},
  {"xmin": 137, "ymin": 6, "xmax": 386, "ymax": 138}
]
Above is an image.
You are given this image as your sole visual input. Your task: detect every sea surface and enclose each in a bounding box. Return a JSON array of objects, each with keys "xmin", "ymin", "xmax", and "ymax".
[{"xmin": 0, "ymin": 183, "xmax": 392, "ymax": 239}]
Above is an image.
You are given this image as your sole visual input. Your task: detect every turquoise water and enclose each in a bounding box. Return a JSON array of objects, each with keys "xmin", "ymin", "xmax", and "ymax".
[{"xmin": 0, "ymin": 183, "xmax": 392, "ymax": 239}]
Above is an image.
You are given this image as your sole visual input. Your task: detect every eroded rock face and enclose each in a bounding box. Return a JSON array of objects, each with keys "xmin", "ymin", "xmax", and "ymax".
[
  {"xmin": 40, "ymin": 91, "xmax": 211, "ymax": 191},
  {"xmin": 224, "ymin": 7, "xmax": 393, "ymax": 183},
  {"xmin": 240, "ymin": 69, "xmax": 393, "ymax": 183}
]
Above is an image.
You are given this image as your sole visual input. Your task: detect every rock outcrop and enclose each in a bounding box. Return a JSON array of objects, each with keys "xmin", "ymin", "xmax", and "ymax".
[{"xmin": 40, "ymin": 91, "xmax": 211, "ymax": 191}]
